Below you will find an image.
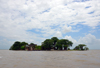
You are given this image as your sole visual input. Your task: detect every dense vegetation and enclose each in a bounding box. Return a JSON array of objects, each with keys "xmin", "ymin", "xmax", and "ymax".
[
  {"xmin": 9, "ymin": 37, "xmax": 89, "ymax": 51},
  {"xmin": 73, "ymin": 44, "xmax": 89, "ymax": 50},
  {"xmin": 9, "ymin": 41, "xmax": 28, "ymax": 50},
  {"xmin": 41, "ymin": 37, "xmax": 73, "ymax": 50}
]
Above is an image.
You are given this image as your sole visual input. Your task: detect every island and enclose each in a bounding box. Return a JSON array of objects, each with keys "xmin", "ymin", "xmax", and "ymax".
[{"xmin": 9, "ymin": 37, "xmax": 89, "ymax": 51}]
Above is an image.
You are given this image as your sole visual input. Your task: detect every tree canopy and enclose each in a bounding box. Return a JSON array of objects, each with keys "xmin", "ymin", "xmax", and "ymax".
[
  {"xmin": 9, "ymin": 37, "xmax": 89, "ymax": 51},
  {"xmin": 10, "ymin": 41, "xmax": 28, "ymax": 50},
  {"xmin": 42, "ymin": 39, "xmax": 53, "ymax": 50},
  {"xmin": 74, "ymin": 44, "xmax": 89, "ymax": 50},
  {"xmin": 51, "ymin": 37, "xmax": 59, "ymax": 45},
  {"xmin": 55, "ymin": 39, "xmax": 72, "ymax": 50},
  {"xmin": 41, "ymin": 38, "xmax": 73, "ymax": 50}
]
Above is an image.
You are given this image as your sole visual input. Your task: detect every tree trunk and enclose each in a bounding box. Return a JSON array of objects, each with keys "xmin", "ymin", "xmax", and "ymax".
[
  {"xmin": 64, "ymin": 47, "xmax": 67, "ymax": 50},
  {"xmin": 60, "ymin": 47, "xmax": 62, "ymax": 50}
]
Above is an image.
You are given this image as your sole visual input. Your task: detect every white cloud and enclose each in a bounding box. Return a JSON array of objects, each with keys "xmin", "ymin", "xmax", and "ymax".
[
  {"xmin": 64, "ymin": 34, "xmax": 100, "ymax": 49},
  {"xmin": 64, "ymin": 35, "xmax": 78, "ymax": 49},
  {"xmin": 0, "ymin": 0, "xmax": 100, "ymax": 49},
  {"xmin": 0, "ymin": 38, "xmax": 13, "ymax": 49},
  {"xmin": 54, "ymin": 31, "xmax": 62, "ymax": 38},
  {"xmin": 78, "ymin": 34, "xmax": 100, "ymax": 49},
  {"xmin": 62, "ymin": 25, "xmax": 72, "ymax": 33}
]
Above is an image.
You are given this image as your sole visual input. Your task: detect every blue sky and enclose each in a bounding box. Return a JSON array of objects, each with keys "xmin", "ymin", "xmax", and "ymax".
[{"xmin": 0, "ymin": 0, "xmax": 100, "ymax": 49}]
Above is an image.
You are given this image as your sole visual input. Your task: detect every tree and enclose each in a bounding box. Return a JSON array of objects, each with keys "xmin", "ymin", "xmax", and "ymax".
[
  {"xmin": 74, "ymin": 44, "xmax": 88, "ymax": 50},
  {"xmin": 60, "ymin": 39, "xmax": 69, "ymax": 45},
  {"xmin": 64, "ymin": 45, "xmax": 68, "ymax": 50},
  {"xmin": 51, "ymin": 37, "xmax": 59, "ymax": 49},
  {"xmin": 10, "ymin": 41, "xmax": 21, "ymax": 50},
  {"xmin": 42, "ymin": 39, "xmax": 53, "ymax": 50},
  {"xmin": 84, "ymin": 47, "xmax": 89, "ymax": 50},
  {"xmin": 30, "ymin": 43, "xmax": 34, "ymax": 45},
  {"xmin": 55, "ymin": 39, "xmax": 73, "ymax": 50},
  {"xmin": 21, "ymin": 46, "xmax": 25, "ymax": 50},
  {"xmin": 56, "ymin": 40, "xmax": 62, "ymax": 50},
  {"xmin": 20, "ymin": 42, "xmax": 28, "ymax": 46},
  {"xmin": 68, "ymin": 41, "xmax": 73, "ymax": 47},
  {"xmin": 74, "ymin": 46, "xmax": 80, "ymax": 50},
  {"xmin": 78, "ymin": 44, "xmax": 86, "ymax": 50},
  {"xmin": 68, "ymin": 48, "xmax": 70, "ymax": 50},
  {"xmin": 41, "ymin": 44, "xmax": 45, "ymax": 50},
  {"xmin": 20, "ymin": 42, "xmax": 28, "ymax": 49},
  {"xmin": 9, "ymin": 41, "xmax": 28, "ymax": 50},
  {"xmin": 35, "ymin": 46, "xmax": 41, "ymax": 50},
  {"xmin": 55, "ymin": 44, "xmax": 59, "ymax": 50},
  {"xmin": 30, "ymin": 43, "xmax": 37, "ymax": 48}
]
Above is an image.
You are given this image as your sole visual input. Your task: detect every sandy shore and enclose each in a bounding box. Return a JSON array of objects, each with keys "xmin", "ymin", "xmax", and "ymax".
[{"xmin": 0, "ymin": 50, "xmax": 100, "ymax": 68}]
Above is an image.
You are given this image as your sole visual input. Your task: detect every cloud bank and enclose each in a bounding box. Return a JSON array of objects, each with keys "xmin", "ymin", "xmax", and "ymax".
[{"xmin": 0, "ymin": 0, "xmax": 100, "ymax": 49}]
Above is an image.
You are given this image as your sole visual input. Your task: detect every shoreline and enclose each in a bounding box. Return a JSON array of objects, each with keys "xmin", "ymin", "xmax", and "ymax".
[{"xmin": 8, "ymin": 50, "xmax": 89, "ymax": 51}]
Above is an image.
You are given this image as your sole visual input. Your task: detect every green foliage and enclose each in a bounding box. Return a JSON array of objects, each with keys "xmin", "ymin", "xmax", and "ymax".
[
  {"xmin": 51, "ymin": 37, "xmax": 59, "ymax": 49},
  {"xmin": 68, "ymin": 48, "xmax": 70, "ymax": 50},
  {"xmin": 10, "ymin": 41, "xmax": 28, "ymax": 50},
  {"xmin": 84, "ymin": 47, "xmax": 89, "ymax": 50},
  {"xmin": 55, "ymin": 39, "xmax": 73, "ymax": 50},
  {"xmin": 64, "ymin": 45, "xmax": 68, "ymax": 50},
  {"xmin": 35, "ymin": 46, "xmax": 41, "ymax": 50},
  {"xmin": 30, "ymin": 43, "xmax": 37, "ymax": 48},
  {"xmin": 10, "ymin": 37, "xmax": 89, "ymax": 51},
  {"xmin": 30, "ymin": 43, "xmax": 34, "ymax": 45},
  {"xmin": 21, "ymin": 46, "xmax": 25, "ymax": 50},
  {"xmin": 74, "ymin": 46, "xmax": 80, "ymax": 50},
  {"xmin": 20, "ymin": 42, "xmax": 28, "ymax": 46},
  {"xmin": 78, "ymin": 44, "xmax": 86, "ymax": 50},
  {"xmin": 64, "ymin": 45, "xmax": 68, "ymax": 48},
  {"xmin": 51, "ymin": 37, "xmax": 58, "ymax": 42},
  {"xmin": 68, "ymin": 41, "xmax": 73, "ymax": 47},
  {"xmin": 74, "ymin": 44, "xmax": 89, "ymax": 50},
  {"xmin": 41, "ymin": 45, "xmax": 44, "ymax": 50},
  {"xmin": 51, "ymin": 37, "xmax": 58, "ymax": 44},
  {"xmin": 11, "ymin": 41, "xmax": 21, "ymax": 50},
  {"xmin": 42, "ymin": 39, "xmax": 53, "ymax": 50},
  {"xmin": 56, "ymin": 40, "xmax": 62, "ymax": 50},
  {"xmin": 60, "ymin": 39, "xmax": 69, "ymax": 45},
  {"xmin": 55, "ymin": 44, "xmax": 59, "ymax": 50}
]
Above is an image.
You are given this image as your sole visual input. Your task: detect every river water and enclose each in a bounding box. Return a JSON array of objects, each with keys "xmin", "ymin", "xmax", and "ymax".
[{"xmin": 0, "ymin": 50, "xmax": 100, "ymax": 68}]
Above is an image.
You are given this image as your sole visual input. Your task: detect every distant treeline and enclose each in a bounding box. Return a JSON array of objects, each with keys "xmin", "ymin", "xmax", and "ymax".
[{"xmin": 9, "ymin": 37, "xmax": 89, "ymax": 50}]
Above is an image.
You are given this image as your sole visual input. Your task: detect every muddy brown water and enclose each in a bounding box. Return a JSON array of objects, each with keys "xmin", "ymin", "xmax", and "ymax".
[{"xmin": 0, "ymin": 50, "xmax": 100, "ymax": 68}]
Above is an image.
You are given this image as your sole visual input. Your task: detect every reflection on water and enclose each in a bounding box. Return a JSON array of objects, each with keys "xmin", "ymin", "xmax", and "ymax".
[{"xmin": 0, "ymin": 50, "xmax": 100, "ymax": 68}]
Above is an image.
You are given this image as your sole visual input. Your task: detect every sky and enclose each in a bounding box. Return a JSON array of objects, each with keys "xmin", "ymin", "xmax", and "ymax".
[{"xmin": 0, "ymin": 0, "xmax": 100, "ymax": 49}]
